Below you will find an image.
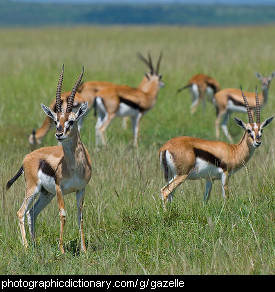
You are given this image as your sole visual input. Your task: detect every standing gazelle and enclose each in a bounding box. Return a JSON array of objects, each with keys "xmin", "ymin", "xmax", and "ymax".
[
  {"xmin": 94, "ymin": 52, "xmax": 164, "ymax": 147},
  {"xmin": 6, "ymin": 66, "xmax": 92, "ymax": 253},
  {"xmin": 159, "ymin": 87, "xmax": 273, "ymax": 210},
  {"xmin": 214, "ymin": 71, "xmax": 275, "ymax": 142},
  {"xmin": 177, "ymin": 73, "xmax": 220, "ymax": 114}
]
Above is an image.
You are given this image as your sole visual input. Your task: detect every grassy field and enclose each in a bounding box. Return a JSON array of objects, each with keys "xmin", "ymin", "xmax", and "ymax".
[{"xmin": 0, "ymin": 25, "xmax": 274, "ymax": 275}]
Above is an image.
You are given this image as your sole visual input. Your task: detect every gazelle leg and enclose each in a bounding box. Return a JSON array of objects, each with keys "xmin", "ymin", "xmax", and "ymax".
[
  {"xmin": 122, "ymin": 116, "xmax": 129, "ymax": 130},
  {"xmin": 203, "ymin": 180, "xmax": 213, "ymax": 202},
  {"xmin": 97, "ymin": 113, "xmax": 116, "ymax": 146},
  {"xmin": 221, "ymin": 171, "xmax": 229, "ymax": 199},
  {"xmin": 27, "ymin": 188, "xmax": 54, "ymax": 241},
  {"xmin": 17, "ymin": 186, "xmax": 40, "ymax": 249},
  {"xmin": 56, "ymin": 184, "xmax": 66, "ymax": 254},
  {"xmin": 190, "ymin": 84, "xmax": 199, "ymax": 114},
  {"xmin": 132, "ymin": 112, "xmax": 143, "ymax": 147},
  {"xmin": 95, "ymin": 114, "xmax": 105, "ymax": 147},
  {"xmin": 215, "ymin": 109, "xmax": 226, "ymax": 139},
  {"xmin": 221, "ymin": 111, "xmax": 233, "ymax": 142},
  {"xmin": 76, "ymin": 189, "xmax": 86, "ymax": 252},
  {"xmin": 160, "ymin": 174, "xmax": 188, "ymax": 211}
]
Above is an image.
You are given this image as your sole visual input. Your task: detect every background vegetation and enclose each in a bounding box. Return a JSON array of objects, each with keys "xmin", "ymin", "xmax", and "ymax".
[
  {"xmin": 1, "ymin": 1, "xmax": 275, "ymax": 27},
  {"xmin": 0, "ymin": 25, "xmax": 274, "ymax": 274}
]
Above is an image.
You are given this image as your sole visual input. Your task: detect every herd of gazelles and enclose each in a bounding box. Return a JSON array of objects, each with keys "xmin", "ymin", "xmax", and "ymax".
[{"xmin": 6, "ymin": 53, "xmax": 274, "ymax": 253}]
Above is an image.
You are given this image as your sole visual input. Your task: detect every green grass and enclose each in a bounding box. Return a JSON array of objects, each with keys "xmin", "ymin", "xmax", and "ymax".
[{"xmin": 0, "ymin": 25, "xmax": 274, "ymax": 275}]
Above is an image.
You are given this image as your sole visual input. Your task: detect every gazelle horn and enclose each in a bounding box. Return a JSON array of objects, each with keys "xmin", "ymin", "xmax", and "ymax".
[
  {"xmin": 66, "ymin": 67, "xmax": 84, "ymax": 113},
  {"xmin": 240, "ymin": 86, "xmax": 253, "ymax": 124},
  {"xmin": 56, "ymin": 64, "xmax": 64, "ymax": 113},
  {"xmin": 255, "ymin": 86, "xmax": 260, "ymax": 124}
]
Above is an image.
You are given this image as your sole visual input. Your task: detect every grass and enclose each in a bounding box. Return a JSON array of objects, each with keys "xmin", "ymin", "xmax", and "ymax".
[{"xmin": 0, "ymin": 25, "xmax": 274, "ymax": 275}]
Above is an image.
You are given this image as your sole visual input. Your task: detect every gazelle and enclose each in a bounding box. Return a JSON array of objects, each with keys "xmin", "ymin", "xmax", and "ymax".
[
  {"xmin": 159, "ymin": 87, "xmax": 273, "ymax": 210},
  {"xmin": 214, "ymin": 71, "xmax": 275, "ymax": 142},
  {"xmin": 6, "ymin": 66, "xmax": 92, "ymax": 253},
  {"xmin": 177, "ymin": 73, "xmax": 220, "ymax": 114},
  {"xmin": 28, "ymin": 81, "xmax": 114, "ymax": 146},
  {"xmin": 94, "ymin": 52, "xmax": 164, "ymax": 147}
]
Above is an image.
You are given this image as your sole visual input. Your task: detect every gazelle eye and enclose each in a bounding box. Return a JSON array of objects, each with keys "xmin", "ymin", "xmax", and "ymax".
[
  {"xmin": 247, "ymin": 129, "xmax": 251, "ymax": 134},
  {"xmin": 68, "ymin": 120, "xmax": 74, "ymax": 126}
]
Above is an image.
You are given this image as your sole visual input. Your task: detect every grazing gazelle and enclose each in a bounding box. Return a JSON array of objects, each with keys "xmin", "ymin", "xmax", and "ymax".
[
  {"xmin": 159, "ymin": 87, "xmax": 273, "ymax": 210},
  {"xmin": 94, "ymin": 52, "xmax": 164, "ymax": 147},
  {"xmin": 177, "ymin": 73, "xmax": 220, "ymax": 114},
  {"xmin": 28, "ymin": 81, "xmax": 115, "ymax": 146},
  {"xmin": 6, "ymin": 66, "xmax": 92, "ymax": 253},
  {"xmin": 214, "ymin": 71, "xmax": 275, "ymax": 142}
]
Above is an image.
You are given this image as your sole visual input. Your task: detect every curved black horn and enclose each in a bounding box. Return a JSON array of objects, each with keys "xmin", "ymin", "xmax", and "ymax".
[
  {"xmin": 137, "ymin": 52, "xmax": 154, "ymax": 73},
  {"xmin": 240, "ymin": 86, "xmax": 253, "ymax": 124},
  {"xmin": 56, "ymin": 64, "xmax": 64, "ymax": 113},
  {"xmin": 66, "ymin": 67, "xmax": 84, "ymax": 113},
  {"xmin": 255, "ymin": 86, "xmax": 260, "ymax": 124},
  {"xmin": 156, "ymin": 51, "xmax": 162, "ymax": 75}
]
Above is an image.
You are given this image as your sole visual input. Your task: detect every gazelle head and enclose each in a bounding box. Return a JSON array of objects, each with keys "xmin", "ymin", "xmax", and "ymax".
[
  {"xmin": 255, "ymin": 71, "xmax": 275, "ymax": 90},
  {"xmin": 234, "ymin": 86, "xmax": 274, "ymax": 148},
  {"xmin": 41, "ymin": 65, "xmax": 88, "ymax": 142},
  {"xmin": 137, "ymin": 52, "xmax": 164, "ymax": 88}
]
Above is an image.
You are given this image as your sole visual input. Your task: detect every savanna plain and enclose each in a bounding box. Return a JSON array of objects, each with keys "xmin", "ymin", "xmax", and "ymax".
[{"xmin": 0, "ymin": 25, "xmax": 274, "ymax": 275}]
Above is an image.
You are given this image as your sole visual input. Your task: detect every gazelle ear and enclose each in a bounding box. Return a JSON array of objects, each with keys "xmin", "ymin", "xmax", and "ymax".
[
  {"xmin": 75, "ymin": 102, "xmax": 88, "ymax": 121},
  {"xmin": 261, "ymin": 116, "xmax": 274, "ymax": 129},
  {"xmin": 234, "ymin": 117, "xmax": 247, "ymax": 130},
  {"xmin": 41, "ymin": 103, "xmax": 57, "ymax": 121},
  {"xmin": 255, "ymin": 72, "xmax": 262, "ymax": 79}
]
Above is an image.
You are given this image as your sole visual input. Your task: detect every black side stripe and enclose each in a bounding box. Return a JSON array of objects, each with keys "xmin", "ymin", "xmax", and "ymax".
[
  {"xmin": 194, "ymin": 148, "xmax": 227, "ymax": 171},
  {"xmin": 39, "ymin": 160, "xmax": 56, "ymax": 178},
  {"xmin": 119, "ymin": 96, "xmax": 145, "ymax": 112},
  {"xmin": 228, "ymin": 95, "xmax": 246, "ymax": 107}
]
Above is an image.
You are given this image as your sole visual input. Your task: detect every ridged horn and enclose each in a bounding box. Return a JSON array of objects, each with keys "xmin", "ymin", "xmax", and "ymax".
[
  {"xmin": 156, "ymin": 51, "xmax": 162, "ymax": 75},
  {"xmin": 66, "ymin": 67, "xmax": 84, "ymax": 113},
  {"xmin": 137, "ymin": 52, "xmax": 154, "ymax": 74},
  {"xmin": 56, "ymin": 64, "xmax": 64, "ymax": 113},
  {"xmin": 255, "ymin": 86, "xmax": 260, "ymax": 124},
  {"xmin": 240, "ymin": 86, "xmax": 253, "ymax": 124}
]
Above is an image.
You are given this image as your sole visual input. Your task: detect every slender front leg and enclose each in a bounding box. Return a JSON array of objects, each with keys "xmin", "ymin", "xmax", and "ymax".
[
  {"xmin": 221, "ymin": 171, "xmax": 229, "ymax": 199},
  {"xmin": 132, "ymin": 112, "xmax": 143, "ymax": 147},
  {"xmin": 203, "ymin": 180, "xmax": 213, "ymax": 202},
  {"xmin": 17, "ymin": 186, "xmax": 40, "ymax": 249},
  {"xmin": 76, "ymin": 189, "xmax": 86, "ymax": 252},
  {"xmin": 160, "ymin": 174, "xmax": 188, "ymax": 211},
  {"xmin": 56, "ymin": 184, "xmax": 66, "ymax": 254}
]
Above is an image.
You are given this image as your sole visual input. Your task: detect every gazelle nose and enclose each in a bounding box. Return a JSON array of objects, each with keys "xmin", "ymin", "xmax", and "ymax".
[{"xmin": 55, "ymin": 132, "xmax": 63, "ymax": 138}]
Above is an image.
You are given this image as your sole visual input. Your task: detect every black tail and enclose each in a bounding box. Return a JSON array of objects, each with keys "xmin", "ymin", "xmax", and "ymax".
[
  {"xmin": 93, "ymin": 97, "xmax": 98, "ymax": 117},
  {"xmin": 161, "ymin": 150, "xmax": 168, "ymax": 181},
  {"xmin": 6, "ymin": 165, "xmax": 24, "ymax": 190},
  {"xmin": 177, "ymin": 84, "xmax": 192, "ymax": 93}
]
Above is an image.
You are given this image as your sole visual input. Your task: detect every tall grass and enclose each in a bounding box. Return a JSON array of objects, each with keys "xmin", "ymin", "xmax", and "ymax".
[{"xmin": 0, "ymin": 26, "xmax": 274, "ymax": 275}]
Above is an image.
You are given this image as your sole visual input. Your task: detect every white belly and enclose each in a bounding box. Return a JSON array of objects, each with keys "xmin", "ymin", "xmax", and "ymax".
[
  {"xmin": 188, "ymin": 158, "xmax": 223, "ymax": 180},
  {"xmin": 227, "ymin": 100, "xmax": 247, "ymax": 113},
  {"xmin": 116, "ymin": 103, "xmax": 139, "ymax": 117},
  {"xmin": 38, "ymin": 171, "xmax": 86, "ymax": 195},
  {"xmin": 38, "ymin": 170, "xmax": 56, "ymax": 194}
]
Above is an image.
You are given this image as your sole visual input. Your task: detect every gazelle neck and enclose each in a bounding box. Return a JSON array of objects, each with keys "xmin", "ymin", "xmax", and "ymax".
[
  {"xmin": 261, "ymin": 86, "xmax": 269, "ymax": 106},
  {"xmin": 61, "ymin": 125, "xmax": 84, "ymax": 168},
  {"xmin": 233, "ymin": 132, "xmax": 256, "ymax": 168}
]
